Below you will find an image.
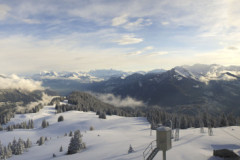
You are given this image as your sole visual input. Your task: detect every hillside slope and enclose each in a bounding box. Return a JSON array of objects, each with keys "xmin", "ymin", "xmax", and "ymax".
[{"xmin": 0, "ymin": 104, "xmax": 239, "ymax": 160}]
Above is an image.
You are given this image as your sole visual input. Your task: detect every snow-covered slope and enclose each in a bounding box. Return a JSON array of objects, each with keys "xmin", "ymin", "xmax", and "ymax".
[
  {"xmin": 174, "ymin": 64, "xmax": 240, "ymax": 83},
  {"xmin": 1, "ymin": 105, "xmax": 240, "ymax": 160}
]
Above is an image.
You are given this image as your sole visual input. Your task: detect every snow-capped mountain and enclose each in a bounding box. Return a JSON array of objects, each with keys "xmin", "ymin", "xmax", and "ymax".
[
  {"xmin": 174, "ymin": 64, "xmax": 240, "ymax": 83},
  {"xmin": 31, "ymin": 71, "xmax": 102, "ymax": 83},
  {"xmin": 30, "ymin": 69, "xmax": 166, "ymax": 83},
  {"xmin": 31, "ymin": 70, "xmax": 132, "ymax": 83}
]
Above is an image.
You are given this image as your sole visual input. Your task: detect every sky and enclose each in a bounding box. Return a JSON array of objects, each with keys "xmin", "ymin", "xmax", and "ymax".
[{"xmin": 0, "ymin": 0, "xmax": 240, "ymax": 74}]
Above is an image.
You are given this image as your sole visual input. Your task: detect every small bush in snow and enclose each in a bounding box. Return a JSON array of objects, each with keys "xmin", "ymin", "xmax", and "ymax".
[
  {"xmin": 89, "ymin": 126, "xmax": 94, "ymax": 131},
  {"xmin": 58, "ymin": 115, "xmax": 64, "ymax": 122},
  {"xmin": 53, "ymin": 153, "xmax": 56, "ymax": 157},
  {"xmin": 99, "ymin": 112, "xmax": 106, "ymax": 119}
]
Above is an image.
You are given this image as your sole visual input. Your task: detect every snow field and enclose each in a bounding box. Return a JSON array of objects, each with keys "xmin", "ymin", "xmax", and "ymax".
[{"xmin": 0, "ymin": 105, "xmax": 239, "ymax": 160}]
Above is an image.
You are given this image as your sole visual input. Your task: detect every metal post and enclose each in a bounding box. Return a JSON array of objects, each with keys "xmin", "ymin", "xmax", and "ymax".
[{"xmin": 163, "ymin": 150, "xmax": 166, "ymax": 160}]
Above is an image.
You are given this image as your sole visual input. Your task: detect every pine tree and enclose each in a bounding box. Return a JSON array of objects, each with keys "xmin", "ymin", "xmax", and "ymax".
[
  {"xmin": 7, "ymin": 143, "xmax": 12, "ymax": 158},
  {"xmin": 219, "ymin": 113, "xmax": 229, "ymax": 127},
  {"xmin": 68, "ymin": 130, "xmax": 85, "ymax": 154},
  {"xmin": 25, "ymin": 138, "xmax": 32, "ymax": 148},
  {"xmin": 69, "ymin": 131, "xmax": 73, "ymax": 137},
  {"xmin": 39, "ymin": 136, "xmax": 45, "ymax": 146},
  {"xmin": 4, "ymin": 146, "xmax": 12, "ymax": 159},
  {"xmin": 14, "ymin": 138, "xmax": 25, "ymax": 155},
  {"xmin": 208, "ymin": 127, "xmax": 213, "ymax": 136},
  {"xmin": 0, "ymin": 141, "xmax": 5, "ymax": 159},
  {"xmin": 174, "ymin": 128, "xmax": 179, "ymax": 141},
  {"xmin": 99, "ymin": 112, "xmax": 106, "ymax": 119},
  {"xmin": 60, "ymin": 146, "xmax": 63, "ymax": 152},
  {"xmin": 128, "ymin": 144, "xmax": 134, "ymax": 153},
  {"xmin": 42, "ymin": 119, "xmax": 48, "ymax": 128},
  {"xmin": 30, "ymin": 119, "xmax": 34, "ymax": 128},
  {"xmin": 11, "ymin": 138, "xmax": 18, "ymax": 155}
]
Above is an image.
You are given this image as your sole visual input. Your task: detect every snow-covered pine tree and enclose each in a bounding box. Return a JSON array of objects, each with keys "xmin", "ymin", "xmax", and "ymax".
[
  {"xmin": 208, "ymin": 127, "xmax": 213, "ymax": 136},
  {"xmin": 39, "ymin": 136, "xmax": 45, "ymax": 146},
  {"xmin": 0, "ymin": 141, "xmax": 5, "ymax": 159},
  {"xmin": 128, "ymin": 144, "xmax": 134, "ymax": 153},
  {"xmin": 200, "ymin": 120, "xmax": 204, "ymax": 133},
  {"xmin": 69, "ymin": 131, "xmax": 73, "ymax": 137},
  {"xmin": 27, "ymin": 119, "xmax": 34, "ymax": 129},
  {"xmin": 30, "ymin": 119, "xmax": 34, "ymax": 129},
  {"xmin": 99, "ymin": 112, "xmax": 106, "ymax": 119},
  {"xmin": 4, "ymin": 146, "xmax": 12, "ymax": 159},
  {"xmin": 67, "ymin": 130, "xmax": 85, "ymax": 154},
  {"xmin": 60, "ymin": 146, "xmax": 63, "ymax": 152},
  {"xmin": 25, "ymin": 138, "xmax": 32, "ymax": 148},
  {"xmin": 174, "ymin": 128, "xmax": 179, "ymax": 141},
  {"xmin": 14, "ymin": 138, "xmax": 25, "ymax": 155},
  {"xmin": 42, "ymin": 119, "xmax": 48, "ymax": 128},
  {"xmin": 11, "ymin": 138, "xmax": 18, "ymax": 155}
]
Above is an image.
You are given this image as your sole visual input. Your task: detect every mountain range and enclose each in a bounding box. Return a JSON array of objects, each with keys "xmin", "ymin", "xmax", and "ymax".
[
  {"xmin": 85, "ymin": 64, "xmax": 240, "ymax": 115},
  {"xmin": 12, "ymin": 64, "xmax": 240, "ymax": 115}
]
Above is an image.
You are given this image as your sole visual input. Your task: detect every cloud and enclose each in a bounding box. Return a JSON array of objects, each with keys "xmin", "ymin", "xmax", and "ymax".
[
  {"xmin": 227, "ymin": 46, "xmax": 238, "ymax": 50},
  {"xmin": 123, "ymin": 18, "xmax": 152, "ymax": 30},
  {"xmin": 114, "ymin": 34, "xmax": 143, "ymax": 45},
  {"xmin": 112, "ymin": 14, "xmax": 128, "ymax": 26},
  {"xmin": 111, "ymin": 14, "xmax": 152, "ymax": 30},
  {"xmin": 161, "ymin": 21, "xmax": 169, "ymax": 25},
  {"xmin": 91, "ymin": 93, "xmax": 145, "ymax": 107},
  {"xmin": 127, "ymin": 46, "xmax": 154, "ymax": 55},
  {"xmin": 0, "ymin": 4, "xmax": 10, "ymax": 20},
  {"xmin": 0, "ymin": 74, "xmax": 44, "ymax": 91},
  {"xmin": 147, "ymin": 51, "xmax": 169, "ymax": 56},
  {"xmin": 22, "ymin": 18, "xmax": 41, "ymax": 24},
  {"xmin": 194, "ymin": 47, "xmax": 240, "ymax": 66}
]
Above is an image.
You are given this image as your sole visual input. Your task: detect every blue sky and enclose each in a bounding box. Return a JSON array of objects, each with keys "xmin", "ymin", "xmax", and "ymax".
[{"xmin": 0, "ymin": 0, "xmax": 240, "ymax": 74}]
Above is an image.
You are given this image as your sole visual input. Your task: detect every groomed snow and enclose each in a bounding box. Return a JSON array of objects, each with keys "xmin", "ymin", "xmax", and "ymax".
[{"xmin": 1, "ymin": 105, "xmax": 240, "ymax": 160}]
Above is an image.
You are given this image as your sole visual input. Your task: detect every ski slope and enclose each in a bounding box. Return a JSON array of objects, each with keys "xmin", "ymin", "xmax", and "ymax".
[{"xmin": 0, "ymin": 104, "xmax": 240, "ymax": 160}]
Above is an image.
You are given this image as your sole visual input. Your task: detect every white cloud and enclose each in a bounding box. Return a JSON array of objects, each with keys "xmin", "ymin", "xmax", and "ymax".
[
  {"xmin": 127, "ymin": 46, "xmax": 154, "ymax": 55},
  {"xmin": 112, "ymin": 14, "xmax": 128, "ymax": 26},
  {"xmin": 143, "ymin": 46, "xmax": 154, "ymax": 51},
  {"xmin": 147, "ymin": 51, "xmax": 169, "ymax": 56},
  {"xmin": 0, "ymin": 4, "xmax": 10, "ymax": 20},
  {"xmin": 91, "ymin": 93, "xmax": 144, "ymax": 107},
  {"xmin": 161, "ymin": 21, "xmax": 169, "ymax": 25},
  {"xmin": 22, "ymin": 18, "xmax": 41, "ymax": 24},
  {"xmin": 123, "ymin": 18, "xmax": 152, "ymax": 30},
  {"xmin": 111, "ymin": 14, "xmax": 152, "ymax": 30},
  {"xmin": 114, "ymin": 34, "xmax": 143, "ymax": 45},
  {"xmin": 0, "ymin": 74, "xmax": 44, "ymax": 91}
]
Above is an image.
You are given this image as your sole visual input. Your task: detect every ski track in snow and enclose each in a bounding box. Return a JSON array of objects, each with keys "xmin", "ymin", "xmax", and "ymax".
[{"xmin": 0, "ymin": 105, "xmax": 239, "ymax": 160}]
